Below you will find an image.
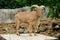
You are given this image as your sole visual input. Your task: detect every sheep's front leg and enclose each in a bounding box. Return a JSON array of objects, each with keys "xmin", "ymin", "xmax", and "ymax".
[
  {"xmin": 34, "ymin": 20, "xmax": 40, "ymax": 36},
  {"xmin": 33, "ymin": 24, "xmax": 38, "ymax": 36},
  {"xmin": 29, "ymin": 23, "xmax": 33, "ymax": 36}
]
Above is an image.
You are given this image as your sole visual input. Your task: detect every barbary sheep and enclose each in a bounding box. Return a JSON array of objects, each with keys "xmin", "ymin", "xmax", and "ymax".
[{"xmin": 15, "ymin": 5, "xmax": 45, "ymax": 36}]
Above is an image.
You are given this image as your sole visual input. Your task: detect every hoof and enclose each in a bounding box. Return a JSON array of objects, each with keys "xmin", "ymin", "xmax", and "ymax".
[
  {"xmin": 29, "ymin": 34, "xmax": 32, "ymax": 36},
  {"xmin": 34, "ymin": 33, "xmax": 37, "ymax": 36},
  {"xmin": 17, "ymin": 34, "xmax": 20, "ymax": 36}
]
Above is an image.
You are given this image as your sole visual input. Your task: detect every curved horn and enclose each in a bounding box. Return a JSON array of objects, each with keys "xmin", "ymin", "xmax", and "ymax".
[
  {"xmin": 31, "ymin": 5, "xmax": 39, "ymax": 8},
  {"xmin": 40, "ymin": 5, "xmax": 45, "ymax": 8}
]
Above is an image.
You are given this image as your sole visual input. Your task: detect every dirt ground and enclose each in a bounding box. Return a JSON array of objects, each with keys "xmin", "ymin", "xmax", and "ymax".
[{"xmin": 0, "ymin": 22, "xmax": 60, "ymax": 37}]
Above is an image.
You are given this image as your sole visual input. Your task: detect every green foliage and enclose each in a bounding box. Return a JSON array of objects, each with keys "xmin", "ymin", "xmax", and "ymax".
[
  {"xmin": 0, "ymin": 0, "xmax": 27, "ymax": 8},
  {"xmin": 16, "ymin": 0, "xmax": 27, "ymax": 6}
]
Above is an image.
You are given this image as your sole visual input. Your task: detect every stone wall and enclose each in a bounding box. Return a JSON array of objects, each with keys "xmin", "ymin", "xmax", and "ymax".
[{"xmin": 0, "ymin": 6, "xmax": 31, "ymax": 23}]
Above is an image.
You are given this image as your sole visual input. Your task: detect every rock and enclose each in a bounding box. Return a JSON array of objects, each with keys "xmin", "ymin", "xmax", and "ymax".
[
  {"xmin": 51, "ymin": 22, "xmax": 60, "ymax": 31},
  {"xmin": 0, "ymin": 34, "xmax": 57, "ymax": 40},
  {"xmin": 38, "ymin": 25, "xmax": 47, "ymax": 32},
  {"xmin": 57, "ymin": 35, "xmax": 60, "ymax": 40},
  {"xmin": 55, "ymin": 33, "xmax": 60, "ymax": 40},
  {"xmin": 19, "ymin": 28, "xmax": 24, "ymax": 33},
  {"xmin": 0, "ymin": 6, "xmax": 31, "ymax": 23},
  {"xmin": 0, "ymin": 36, "xmax": 6, "ymax": 40}
]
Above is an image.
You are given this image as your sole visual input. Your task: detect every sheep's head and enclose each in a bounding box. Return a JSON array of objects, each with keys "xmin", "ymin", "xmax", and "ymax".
[
  {"xmin": 31, "ymin": 5, "xmax": 45, "ymax": 11},
  {"xmin": 31, "ymin": 5, "xmax": 46, "ymax": 17},
  {"xmin": 34, "ymin": 5, "xmax": 45, "ymax": 16}
]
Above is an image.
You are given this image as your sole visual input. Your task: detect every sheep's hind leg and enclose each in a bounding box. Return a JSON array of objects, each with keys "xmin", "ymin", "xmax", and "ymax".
[
  {"xmin": 16, "ymin": 23, "xmax": 20, "ymax": 36},
  {"xmin": 16, "ymin": 19, "xmax": 20, "ymax": 36}
]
